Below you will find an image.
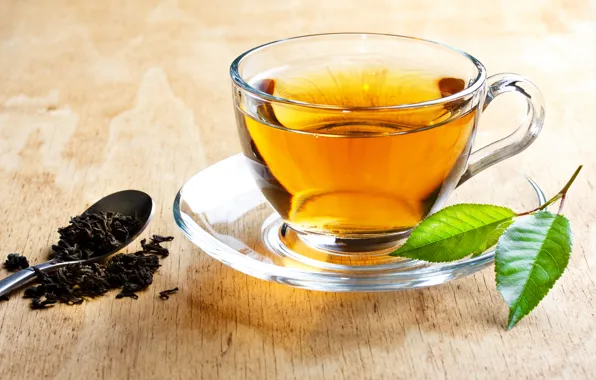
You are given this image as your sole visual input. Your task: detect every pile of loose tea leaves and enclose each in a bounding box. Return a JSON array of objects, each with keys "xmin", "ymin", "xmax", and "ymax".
[
  {"xmin": 51, "ymin": 211, "xmax": 142, "ymax": 261},
  {"xmin": 23, "ymin": 235, "xmax": 174, "ymax": 309}
]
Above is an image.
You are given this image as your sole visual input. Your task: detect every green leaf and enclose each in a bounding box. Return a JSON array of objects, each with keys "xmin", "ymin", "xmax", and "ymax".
[
  {"xmin": 389, "ymin": 204, "xmax": 516, "ymax": 262},
  {"xmin": 495, "ymin": 211, "xmax": 572, "ymax": 330}
]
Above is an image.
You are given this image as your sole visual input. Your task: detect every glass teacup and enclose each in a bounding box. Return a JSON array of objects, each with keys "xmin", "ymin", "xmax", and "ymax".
[{"xmin": 230, "ymin": 33, "xmax": 543, "ymax": 253}]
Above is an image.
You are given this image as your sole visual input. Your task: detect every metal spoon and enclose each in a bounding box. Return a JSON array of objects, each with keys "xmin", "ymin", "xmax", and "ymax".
[{"xmin": 0, "ymin": 190, "xmax": 154, "ymax": 298}]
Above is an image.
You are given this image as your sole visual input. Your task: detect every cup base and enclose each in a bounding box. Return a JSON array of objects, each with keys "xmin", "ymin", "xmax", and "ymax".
[{"xmin": 262, "ymin": 214, "xmax": 410, "ymax": 269}]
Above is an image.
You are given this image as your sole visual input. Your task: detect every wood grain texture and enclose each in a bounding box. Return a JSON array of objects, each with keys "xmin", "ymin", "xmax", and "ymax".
[{"xmin": 1, "ymin": 0, "xmax": 595, "ymax": 379}]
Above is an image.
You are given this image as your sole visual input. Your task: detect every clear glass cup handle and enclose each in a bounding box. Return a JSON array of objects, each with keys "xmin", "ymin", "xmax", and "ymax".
[{"xmin": 458, "ymin": 73, "xmax": 545, "ymax": 186}]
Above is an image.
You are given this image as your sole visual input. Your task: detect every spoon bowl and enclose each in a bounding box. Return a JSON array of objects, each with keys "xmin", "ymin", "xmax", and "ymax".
[{"xmin": 0, "ymin": 190, "xmax": 154, "ymax": 298}]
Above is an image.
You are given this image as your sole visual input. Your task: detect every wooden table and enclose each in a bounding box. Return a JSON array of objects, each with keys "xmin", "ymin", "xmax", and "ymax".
[{"xmin": 1, "ymin": 1, "xmax": 594, "ymax": 379}]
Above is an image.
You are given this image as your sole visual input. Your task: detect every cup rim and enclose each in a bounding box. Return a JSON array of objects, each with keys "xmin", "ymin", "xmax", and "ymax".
[{"xmin": 230, "ymin": 32, "xmax": 487, "ymax": 111}]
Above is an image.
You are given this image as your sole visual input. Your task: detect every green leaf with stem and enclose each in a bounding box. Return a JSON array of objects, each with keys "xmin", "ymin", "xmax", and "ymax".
[
  {"xmin": 494, "ymin": 165, "xmax": 581, "ymax": 329},
  {"xmin": 495, "ymin": 211, "xmax": 572, "ymax": 330},
  {"xmin": 388, "ymin": 165, "xmax": 582, "ymax": 330}
]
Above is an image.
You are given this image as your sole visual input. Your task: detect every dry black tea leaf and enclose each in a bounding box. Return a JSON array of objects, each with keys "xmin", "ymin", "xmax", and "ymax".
[
  {"xmin": 140, "ymin": 236, "xmax": 171, "ymax": 257},
  {"xmin": 30, "ymin": 296, "xmax": 57, "ymax": 309},
  {"xmin": 151, "ymin": 235, "xmax": 174, "ymax": 243},
  {"xmin": 159, "ymin": 287, "xmax": 179, "ymax": 300},
  {"xmin": 4, "ymin": 253, "xmax": 29, "ymax": 271},
  {"xmin": 115, "ymin": 291, "xmax": 139, "ymax": 300}
]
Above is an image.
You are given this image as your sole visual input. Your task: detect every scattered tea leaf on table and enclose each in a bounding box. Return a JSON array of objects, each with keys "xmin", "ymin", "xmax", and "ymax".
[
  {"xmin": 159, "ymin": 287, "xmax": 179, "ymax": 300},
  {"xmin": 390, "ymin": 204, "xmax": 516, "ymax": 262},
  {"xmin": 495, "ymin": 211, "xmax": 572, "ymax": 330}
]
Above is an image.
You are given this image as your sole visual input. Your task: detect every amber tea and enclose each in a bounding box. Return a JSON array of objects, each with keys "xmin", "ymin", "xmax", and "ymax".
[{"xmin": 236, "ymin": 62, "xmax": 477, "ymax": 236}]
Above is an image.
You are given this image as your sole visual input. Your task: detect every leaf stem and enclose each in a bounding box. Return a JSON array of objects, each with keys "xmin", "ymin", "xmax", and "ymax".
[
  {"xmin": 559, "ymin": 165, "xmax": 583, "ymax": 194},
  {"xmin": 517, "ymin": 165, "xmax": 583, "ymax": 216},
  {"xmin": 557, "ymin": 192, "xmax": 567, "ymax": 215},
  {"xmin": 517, "ymin": 193, "xmax": 561, "ymax": 216}
]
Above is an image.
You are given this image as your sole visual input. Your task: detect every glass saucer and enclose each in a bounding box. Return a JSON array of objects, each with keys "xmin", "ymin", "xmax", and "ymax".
[{"xmin": 173, "ymin": 154, "xmax": 545, "ymax": 292}]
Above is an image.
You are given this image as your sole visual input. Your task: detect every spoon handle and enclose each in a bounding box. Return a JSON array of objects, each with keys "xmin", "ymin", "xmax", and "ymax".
[
  {"xmin": 0, "ymin": 269, "xmax": 38, "ymax": 298},
  {"xmin": 0, "ymin": 262, "xmax": 56, "ymax": 298}
]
